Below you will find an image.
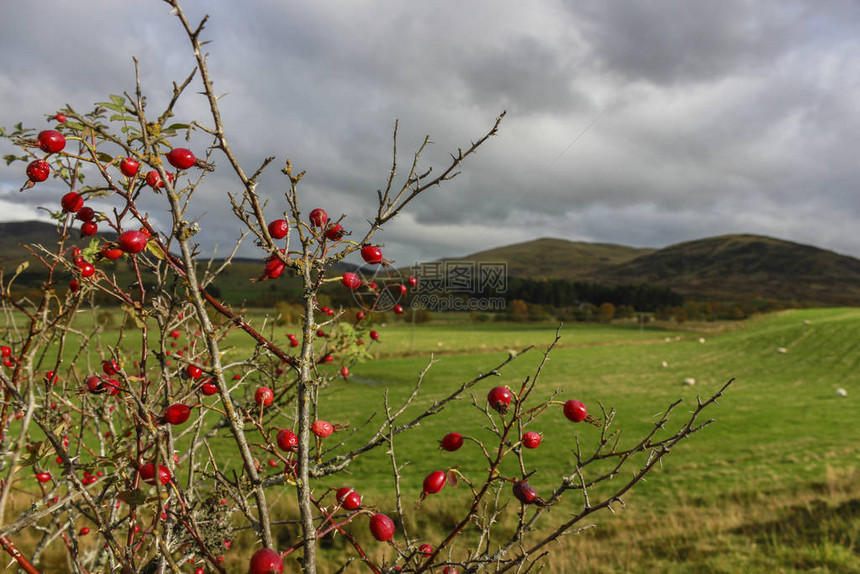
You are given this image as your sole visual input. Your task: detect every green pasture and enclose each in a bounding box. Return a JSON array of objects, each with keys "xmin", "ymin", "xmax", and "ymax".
[{"xmin": 7, "ymin": 307, "xmax": 860, "ymax": 572}]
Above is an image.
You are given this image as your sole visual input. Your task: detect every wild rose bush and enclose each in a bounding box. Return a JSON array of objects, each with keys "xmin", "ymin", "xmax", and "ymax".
[{"xmin": 0, "ymin": 2, "xmax": 732, "ymax": 573}]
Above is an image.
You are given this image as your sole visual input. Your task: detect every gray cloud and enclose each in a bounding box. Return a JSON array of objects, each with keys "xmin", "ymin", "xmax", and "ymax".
[{"xmin": 2, "ymin": 0, "xmax": 860, "ymax": 269}]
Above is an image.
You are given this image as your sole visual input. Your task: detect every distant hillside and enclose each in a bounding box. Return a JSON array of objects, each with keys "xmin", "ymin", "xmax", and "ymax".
[
  {"xmin": 455, "ymin": 237, "xmax": 654, "ymax": 281},
  {"xmin": 456, "ymin": 234, "xmax": 860, "ymax": 306},
  {"xmin": 4, "ymin": 221, "xmax": 860, "ymax": 306},
  {"xmin": 0, "ymin": 220, "xmax": 113, "ymax": 267},
  {"xmin": 601, "ymin": 234, "xmax": 860, "ymax": 305}
]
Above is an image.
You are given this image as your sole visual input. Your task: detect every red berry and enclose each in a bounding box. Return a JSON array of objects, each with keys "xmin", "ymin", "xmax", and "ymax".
[
  {"xmin": 68, "ymin": 279, "xmax": 80, "ymax": 293},
  {"xmin": 442, "ymin": 567, "xmax": 459, "ymax": 574},
  {"xmin": 360, "ymin": 245, "xmax": 383, "ymax": 265},
  {"xmin": 341, "ymin": 272, "xmax": 361, "ymax": 290},
  {"xmin": 369, "ymin": 513, "xmax": 395, "ymax": 541},
  {"xmin": 248, "ymin": 548, "xmax": 284, "ymax": 574},
  {"xmin": 26, "ymin": 159, "xmax": 50, "ymax": 182},
  {"xmin": 487, "ymin": 386, "xmax": 512, "ymax": 414},
  {"xmin": 393, "ymin": 304, "xmax": 404, "ymax": 315},
  {"xmin": 101, "ymin": 246, "xmax": 124, "ymax": 260},
  {"xmin": 166, "ymin": 148, "xmax": 196, "ymax": 170},
  {"xmin": 102, "ymin": 359, "xmax": 120, "ymax": 375},
  {"xmin": 185, "ymin": 364, "xmax": 203, "ymax": 380},
  {"xmin": 369, "ymin": 330, "xmax": 379, "ymax": 341},
  {"xmin": 522, "ymin": 431, "xmax": 542, "ymax": 449},
  {"xmin": 563, "ymin": 400, "xmax": 588, "ymax": 423},
  {"xmin": 512, "ymin": 480, "xmax": 537, "ymax": 504},
  {"xmin": 53, "ymin": 113, "xmax": 66, "ymax": 123},
  {"xmin": 408, "ymin": 276, "xmax": 418, "ymax": 288},
  {"xmin": 78, "ymin": 261, "xmax": 95, "ymax": 278},
  {"xmin": 145, "ymin": 170, "xmax": 164, "ymax": 188},
  {"xmin": 35, "ymin": 472, "xmax": 52, "ymax": 483},
  {"xmin": 1, "ymin": 346, "xmax": 11, "ymax": 357},
  {"xmin": 119, "ymin": 157, "xmax": 140, "ymax": 177},
  {"xmin": 289, "ymin": 338, "xmax": 299, "ymax": 348},
  {"xmin": 423, "ymin": 470, "xmax": 447, "ymax": 495},
  {"xmin": 201, "ymin": 382, "xmax": 219, "ymax": 396},
  {"xmin": 80, "ymin": 221, "xmax": 98, "ymax": 237},
  {"xmin": 356, "ymin": 311, "xmax": 365, "ymax": 321},
  {"xmin": 38, "ymin": 130, "xmax": 66, "ymax": 154},
  {"xmin": 139, "ymin": 463, "xmax": 171, "ymax": 485},
  {"xmin": 398, "ymin": 284, "xmax": 408, "ymax": 294},
  {"xmin": 254, "ymin": 387, "xmax": 274, "ymax": 407},
  {"xmin": 79, "ymin": 527, "xmax": 90, "ymax": 536},
  {"xmin": 164, "ymin": 404, "xmax": 191, "ymax": 425},
  {"xmin": 322, "ymin": 354, "xmax": 334, "ymax": 363},
  {"xmin": 340, "ymin": 366, "xmax": 349, "ymax": 379},
  {"xmin": 276, "ymin": 429, "xmax": 298, "ymax": 451},
  {"xmin": 336, "ymin": 487, "xmax": 362, "ymax": 511},
  {"xmin": 311, "ymin": 420, "xmax": 333, "ymax": 438},
  {"xmin": 264, "ymin": 257, "xmax": 286, "ymax": 280},
  {"xmin": 308, "ymin": 208, "xmax": 328, "ymax": 228},
  {"xmin": 169, "ymin": 330, "xmax": 181, "ymax": 339},
  {"xmin": 268, "ymin": 219, "xmax": 289, "ymax": 239},
  {"xmin": 324, "ymin": 223, "xmax": 344, "ymax": 241},
  {"xmin": 103, "ymin": 378, "xmax": 121, "ymax": 395},
  {"xmin": 440, "ymin": 432, "xmax": 463, "ymax": 452},
  {"xmin": 418, "ymin": 544, "xmax": 433, "ymax": 557},
  {"xmin": 118, "ymin": 230, "xmax": 148, "ymax": 254},
  {"xmin": 76, "ymin": 206, "xmax": 95, "ymax": 223}
]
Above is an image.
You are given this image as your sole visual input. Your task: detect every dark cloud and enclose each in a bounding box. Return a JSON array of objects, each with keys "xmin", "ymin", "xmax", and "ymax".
[{"xmin": 2, "ymin": 0, "xmax": 860, "ymax": 267}]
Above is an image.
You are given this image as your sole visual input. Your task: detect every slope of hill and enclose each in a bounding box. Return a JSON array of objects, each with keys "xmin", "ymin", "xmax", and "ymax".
[
  {"xmin": 454, "ymin": 237, "xmax": 654, "ymax": 281},
  {"xmin": 456, "ymin": 234, "xmax": 860, "ymax": 305},
  {"xmin": 602, "ymin": 234, "xmax": 860, "ymax": 304}
]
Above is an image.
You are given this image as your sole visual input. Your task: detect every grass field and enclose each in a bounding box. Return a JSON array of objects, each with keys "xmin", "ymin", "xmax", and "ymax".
[{"xmin": 7, "ymin": 308, "xmax": 860, "ymax": 572}]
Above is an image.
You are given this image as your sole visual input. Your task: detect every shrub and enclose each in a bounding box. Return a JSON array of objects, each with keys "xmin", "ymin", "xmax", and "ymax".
[{"xmin": 0, "ymin": 4, "xmax": 733, "ymax": 573}]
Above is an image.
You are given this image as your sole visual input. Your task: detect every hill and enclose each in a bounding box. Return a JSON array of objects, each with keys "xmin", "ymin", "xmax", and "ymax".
[
  {"xmin": 453, "ymin": 237, "xmax": 654, "ymax": 280},
  {"xmin": 602, "ymin": 234, "xmax": 860, "ymax": 304},
  {"xmin": 458, "ymin": 234, "xmax": 860, "ymax": 306},
  {"xmin": 4, "ymin": 221, "xmax": 860, "ymax": 306}
]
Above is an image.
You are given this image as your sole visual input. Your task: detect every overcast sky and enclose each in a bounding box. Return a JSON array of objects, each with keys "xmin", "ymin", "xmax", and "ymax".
[{"xmin": 2, "ymin": 1, "xmax": 860, "ymax": 267}]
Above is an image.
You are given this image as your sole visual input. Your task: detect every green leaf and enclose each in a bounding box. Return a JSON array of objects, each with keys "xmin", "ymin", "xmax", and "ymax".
[
  {"xmin": 165, "ymin": 123, "xmax": 190, "ymax": 132},
  {"xmin": 110, "ymin": 94, "xmax": 126, "ymax": 107},
  {"xmin": 96, "ymin": 152, "xmax": 115, "ymax": 164},
  {"xmin": 96, "ymin": 101, "xmax": 125, "ymax": 113},
  {"xmin": 63, "ymin": 121, "xmax": 86, "ymax": 131}
]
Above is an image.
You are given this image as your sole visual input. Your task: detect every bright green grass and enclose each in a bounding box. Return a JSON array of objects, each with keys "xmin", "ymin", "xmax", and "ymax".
[{"xmin": 303, "ymin": 308, "xmax": 859, "ymax": 512}]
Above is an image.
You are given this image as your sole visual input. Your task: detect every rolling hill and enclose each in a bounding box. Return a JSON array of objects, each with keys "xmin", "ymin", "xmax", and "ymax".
[
  {"xmin": 3, "ymin": 221, "xmax": 860, "ymax": 306},
  {"xmin": 452, "ymin": 237, "xmax": 654, "ymax": 281},
  {"xmin": 456, "ymin": 234, "xmax": 860, "ymax": 305}
]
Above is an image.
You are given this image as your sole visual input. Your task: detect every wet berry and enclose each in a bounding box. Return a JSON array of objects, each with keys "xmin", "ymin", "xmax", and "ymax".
[
  {"xmin": 38, "ymin": 130, "xmax": 66, "ymax": 154},
  {"xmin": 26, "ymin": 159, "xmax": 50, "ymax": 182}
]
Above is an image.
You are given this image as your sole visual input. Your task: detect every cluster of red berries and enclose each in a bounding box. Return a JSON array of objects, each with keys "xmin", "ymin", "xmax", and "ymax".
[
  {"xmin": 433, "ymin": 390, "xmax": 592, "ymax": 508},
  {"xmin": 21, "ymin": 130, "xmax": 201, "ymax": 291}
]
